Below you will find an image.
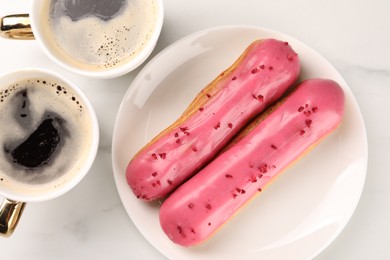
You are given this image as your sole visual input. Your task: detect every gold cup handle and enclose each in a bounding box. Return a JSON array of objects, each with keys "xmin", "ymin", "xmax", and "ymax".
[
  {"xmin": 0, "ymin": 14, "xmax": 35, "ymax": 40},
  {"xmin": 0, "ymin": 198, "xmax": 26, "ymax": 237}
]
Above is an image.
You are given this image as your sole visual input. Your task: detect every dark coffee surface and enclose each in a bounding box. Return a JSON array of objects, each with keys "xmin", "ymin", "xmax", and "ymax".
[
  {"xmin": 61, "ymin": 0, "xmax": 127, "ymax": 21},
  {"xmin": 3, "ymin": 88, "xmax": 69, "ymax": 170},
  {"xmin": 0, "ymin": 78, "xmax": 92, "ymax": 186},
  {"xmin": 12, "ymin": 89, "xmax": 33, "ymax": 129},
  {"xmin": 5, "ymin": 115, "xmax": 66, "ymax": 169},
  {"xmin": 46, "ymin": 0, "xmax": 158, "ymax": 71}
]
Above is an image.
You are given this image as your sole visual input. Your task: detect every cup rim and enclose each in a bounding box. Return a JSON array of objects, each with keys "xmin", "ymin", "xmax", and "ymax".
[
  {"xmin": 29, "ymin": 0, "xmax": 164, "ymax": 79},
  {"xmin": 0, "ymin": 68, "xmax": 99, "ymax": 202}
]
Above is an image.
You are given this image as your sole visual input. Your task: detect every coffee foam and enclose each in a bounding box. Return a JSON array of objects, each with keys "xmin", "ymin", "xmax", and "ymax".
[
  {"xmin": 42, "ymin": 0, "xmax": 158, "ymax": 71},
  {"xmin": 0, "ymin": 77, "xmax": 93, "ymax": 188}
]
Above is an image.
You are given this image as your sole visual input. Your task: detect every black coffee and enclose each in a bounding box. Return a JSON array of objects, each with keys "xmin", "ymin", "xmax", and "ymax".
[
  {"xmin": 61, "ymin": 0, "xmax": 127, "ymax": 21},
  {"xmin": 41, "ymin": 0, "xmax": 159, "ymax": 70},
  {"xmin": 4, "ymin": 112, "xmax": 66, "ymax": 169},
  {"xmin": 0, "ymin": 78, "xmax": 93, "ymax": 185}
]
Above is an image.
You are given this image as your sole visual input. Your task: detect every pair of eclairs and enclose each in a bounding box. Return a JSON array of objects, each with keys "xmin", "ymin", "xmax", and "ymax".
[{"xmin": 125, "ymin": 39, "xmax": 345, "ymax": 246}]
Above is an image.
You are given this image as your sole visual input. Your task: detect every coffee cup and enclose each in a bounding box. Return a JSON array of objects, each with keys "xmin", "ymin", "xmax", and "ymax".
[
  {"xmin": 0, "ymin": 68, "xmax": 99, "ymax": 237},
  {"xmin": 0, "ymin": 0, "xmax": 164, "ymax": 79}
]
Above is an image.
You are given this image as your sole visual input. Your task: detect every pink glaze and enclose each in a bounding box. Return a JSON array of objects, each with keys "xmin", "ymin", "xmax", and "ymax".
[
  {"xmin": 159, "ymin": 79, "xmax": 345, "ymax": 246},
  {"xmin": 126, "ymin": 39, "xmax": 300, "ymax": 201}
]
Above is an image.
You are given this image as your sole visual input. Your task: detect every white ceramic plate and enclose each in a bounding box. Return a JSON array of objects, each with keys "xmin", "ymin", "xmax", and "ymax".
[{"xmin": 112, "ymin": 26, "xmax": 367, "ymax": 260}]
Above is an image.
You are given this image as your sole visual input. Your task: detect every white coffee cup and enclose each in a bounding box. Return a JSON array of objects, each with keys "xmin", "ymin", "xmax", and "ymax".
[
  {"xmin": 0, "ymin": 68, "xmax": 99, "ymax": 237},
  {"xmin": 0, "ymin": 0, "xmax": 164, "ymax": 79}
]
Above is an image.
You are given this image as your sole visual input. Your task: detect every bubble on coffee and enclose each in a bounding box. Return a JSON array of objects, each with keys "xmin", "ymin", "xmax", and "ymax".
[
  {"xmin": 0, "ymin": 78, "xmax": 93, "ymax": 186},
  {"xmin": 42, "ymin": 0, "xmax": 158, "ymax": 70}
]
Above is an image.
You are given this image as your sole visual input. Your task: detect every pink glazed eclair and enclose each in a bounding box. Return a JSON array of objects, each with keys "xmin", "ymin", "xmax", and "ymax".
[
  {"xmin": 126, "ymin": 39, "xmax": 300, "ymax": 201},
  {"xmin": 159, "ymin": 79, "xmax": 345, "ymax": 247}
]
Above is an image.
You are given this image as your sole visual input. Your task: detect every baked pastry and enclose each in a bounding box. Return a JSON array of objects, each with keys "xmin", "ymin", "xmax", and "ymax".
[
  {"xmin": 159, "ymin": 79, "xmax": 345, "ymax": 246},
  {"xmin": 126, "ymin": 39, "xmax": 300, "ymax": 201}
]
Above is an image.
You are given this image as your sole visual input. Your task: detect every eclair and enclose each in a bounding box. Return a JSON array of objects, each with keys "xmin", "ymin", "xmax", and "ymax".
[
  {"xmin": 126, "ymin": 39, "xmax": 300, "ymax": 201},
  {"xmin": 159, "ymin": 79, "xmax": 345, "ymax": 246}
]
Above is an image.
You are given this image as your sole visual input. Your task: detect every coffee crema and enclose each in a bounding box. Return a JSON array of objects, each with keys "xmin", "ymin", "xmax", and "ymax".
[
  {"xmin": 0, "ymin": 77, "xmax": 93, "ymax": 186},
  {"xmin": 41, "ymin": 0, "xmax": 159, "ymax": 71}
]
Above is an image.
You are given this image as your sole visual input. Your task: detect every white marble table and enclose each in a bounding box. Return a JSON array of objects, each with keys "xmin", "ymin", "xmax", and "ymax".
[{"xmin": 1, "ymin": 0, "xmax": 389, "ymax": 259}]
